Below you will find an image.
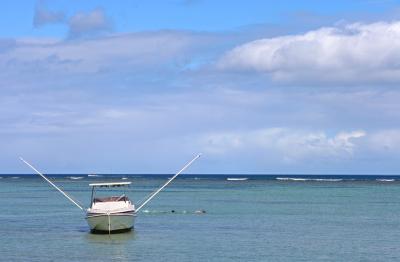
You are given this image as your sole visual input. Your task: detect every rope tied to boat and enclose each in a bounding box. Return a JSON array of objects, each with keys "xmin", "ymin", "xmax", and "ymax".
[{"xmin": 107, "ymin": 212, "xmax": 111, "ymax": 235}]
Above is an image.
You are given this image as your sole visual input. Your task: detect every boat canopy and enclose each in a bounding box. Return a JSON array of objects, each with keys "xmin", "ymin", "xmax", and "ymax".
[{"xmin": 89, "ymin": 182, "xmax": 131, "ymax": 187}]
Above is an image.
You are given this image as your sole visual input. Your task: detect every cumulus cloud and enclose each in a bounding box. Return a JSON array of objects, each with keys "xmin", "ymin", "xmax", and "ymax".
[
  {"xmin": 218, "ymin": 21, "xmax": 400, "ymax": 85},
  {"xmin": 33, "ymin": 7, "xmax": 65, "ymax": 27},
  {"xmin": 33, "ymin": 7, "xmax": 112, "ymax": 38},
  {"xmin": 68, "ymin": 8, "xmax": 112, "ymax": 38}
]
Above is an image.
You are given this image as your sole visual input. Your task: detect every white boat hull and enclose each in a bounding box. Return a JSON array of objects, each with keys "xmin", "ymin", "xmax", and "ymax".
[{"xmin": 86, "ymin": 212, "xmax": 136, "ymax": 233}]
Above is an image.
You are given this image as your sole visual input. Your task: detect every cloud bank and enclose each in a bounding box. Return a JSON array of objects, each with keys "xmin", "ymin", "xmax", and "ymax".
[
  {"xmin": 199, "ymin": 129, "xmax": 367, "ymax": 162},
  {"xmin": 4, "ymin": 15, "xmax": 400, "ymax": 173}
]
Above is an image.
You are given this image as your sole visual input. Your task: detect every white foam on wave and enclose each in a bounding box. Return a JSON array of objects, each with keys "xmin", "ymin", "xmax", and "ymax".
[
  {"xmin": 376, "ymin": 179, "xmax": 395, "ymax": 182},
  {"xmin": 227, "ymin": 178, "xmax": 248, "ymax": 181},
  {"xmin": 277, "ymin": 177, "xmax": 304, "ymax": 181},
  {"xmin": 87, "ymin": 174, "xmax": 101, "ymax": 177},
  {"xmin": 69, "ymin": 176, "xmax": 83, "ymax": 180},
  {"xmin": 11, "ymin": 177, "xmax": 20, "ymax": 179},
  {"xmin": 313, "ymin": 179, "xmax": 343, "ymax": 182},
  {"xmin": 276, "ymin": 177, "xmax": 342, "ymax": 182}
]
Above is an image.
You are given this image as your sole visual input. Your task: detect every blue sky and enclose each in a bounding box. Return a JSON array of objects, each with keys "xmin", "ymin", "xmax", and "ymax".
[
  {"xmin": 3, "ymin": 0, "xmax": 400, "ymax": 174},
  {"xmin": 2, "ymin": 0, "xmax": 399, "ymax": 37}
]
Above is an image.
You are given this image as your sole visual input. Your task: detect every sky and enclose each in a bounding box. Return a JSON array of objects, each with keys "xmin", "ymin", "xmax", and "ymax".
[{"xmin": 3, "ymin": 0, "xmax": 400, "ymax": 174}]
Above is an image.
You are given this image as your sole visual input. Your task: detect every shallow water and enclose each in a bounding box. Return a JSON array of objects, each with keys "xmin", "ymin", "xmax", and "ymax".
[{"xmin": 1, "ymin": 176, "xmax": 400, "ymax": 261}]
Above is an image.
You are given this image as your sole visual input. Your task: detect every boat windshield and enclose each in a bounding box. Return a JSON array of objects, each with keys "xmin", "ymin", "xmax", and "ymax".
[
  {"xmin": 93, "ymin": 195, "xmax": 129, "ymax": 203},
  {"xmin": 90, "ymin": 181, "xmax": 132, "ymax": 205}
]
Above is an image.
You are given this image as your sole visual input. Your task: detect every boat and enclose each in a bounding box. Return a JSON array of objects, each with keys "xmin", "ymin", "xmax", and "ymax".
[
  {"xmin": 86, "ymin": 182, "xmax": 135, "ymax": 233},
  {"xmin": 19, "ymin": 154, "xmax": 201, "ymax": 234}
]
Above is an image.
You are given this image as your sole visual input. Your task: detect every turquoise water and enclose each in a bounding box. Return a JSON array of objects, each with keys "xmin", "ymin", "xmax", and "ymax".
[{"xmin": 1, "ymin": 176, "xmax": 400, "ymax": 261}]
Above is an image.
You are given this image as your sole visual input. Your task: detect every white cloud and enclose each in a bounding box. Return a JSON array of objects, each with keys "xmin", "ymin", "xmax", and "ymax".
[
  {"xmin": 2, "ymin": 84, "xmax": 400, "ymax": 173},
  {"xmin": 368, "ymin": 130, "xmax": 400, "ymax": 153},
  {"xmin": 218, "ymin": 21, "xmax": 400, "ymax": 85},
  {"xmin": 0, "ymin": 30, "xmax": 216, "ymax": 86},
  {"xmin": 199, "ymin": 128, "xmax": 366, "ymax": 162},
  {"xmin": 0, "ymin": 38, "xmax": 15, "ymax": 53},
  {"xmin": 5, "ymin": 16, "xmax": 400, "ymax": 173}
]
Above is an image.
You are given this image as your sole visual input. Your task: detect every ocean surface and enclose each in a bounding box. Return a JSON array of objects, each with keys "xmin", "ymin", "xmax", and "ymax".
[{"xmin": 1, "ymin": 174, "xmax": 400, "ymax": 261}]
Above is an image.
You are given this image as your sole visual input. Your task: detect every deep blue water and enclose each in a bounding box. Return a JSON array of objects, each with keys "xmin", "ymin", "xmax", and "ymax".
[
  {"xmin": 1, "ymin": 175, "xmax": 400, "ymax": 261},
  {"xmin": 4, "ymin": 173, "xmax": 400, "ymax": 180}
]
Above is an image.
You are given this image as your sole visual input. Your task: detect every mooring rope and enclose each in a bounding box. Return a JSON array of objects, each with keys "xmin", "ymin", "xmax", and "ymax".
[{"xmin": 108, "ymin": 212, "xmax": 111, "ymax": 235}]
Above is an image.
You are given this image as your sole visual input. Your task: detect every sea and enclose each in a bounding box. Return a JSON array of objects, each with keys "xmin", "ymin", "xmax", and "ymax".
[{"xmin": 1, "ymin": 174, "xmax": 400, "ymax": 261}]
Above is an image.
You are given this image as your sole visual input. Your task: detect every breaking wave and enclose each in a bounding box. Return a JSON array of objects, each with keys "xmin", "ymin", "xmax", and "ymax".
[
  {"xmin": 227, "ymin": 177, "xmax": 248, "ymax": 181},
  {"xmin": 376, "ymin": 179, "xmax": 395, "ymax": 182},
  {"xmin": 88, "ymin": 174, "xmax": 101, "ymax": 177},
  {"xmin": 276, "ymin": 177, "xmax": 343, "ymax": 182},
  {"xmin": 69, "ymin": 176, "xmax": 83, "ymax": 180}
]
